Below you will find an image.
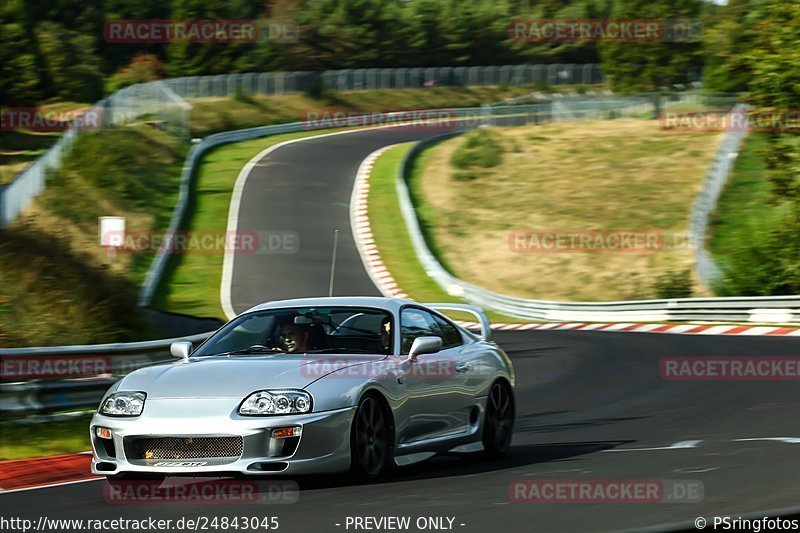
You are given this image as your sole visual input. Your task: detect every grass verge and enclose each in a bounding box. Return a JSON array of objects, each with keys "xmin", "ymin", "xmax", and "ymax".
[
  {"xmin": 0, "ymin": 414, "xmax": 92, "ymax": 460},
  {"xmin": 412, "ymin": 120, "xmax": 724, "ymax": 301},
  {"xmin": 707, "ymin": 133, "xmax": 789, "ymax": 260}
]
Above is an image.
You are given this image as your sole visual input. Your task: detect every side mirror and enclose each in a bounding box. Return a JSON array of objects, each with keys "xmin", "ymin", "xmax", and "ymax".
[
  {"xmin": 170, "ymin": 341, "xmax": 193, "ymax": 360},
  {"xmin": 409, "ymin": 336, "xmax": 442, "ymax": 358}
]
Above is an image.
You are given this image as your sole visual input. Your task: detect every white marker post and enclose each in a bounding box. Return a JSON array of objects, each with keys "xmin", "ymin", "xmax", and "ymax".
[{"xmin": 99, "ymin": 216, "xmax": 126, "ymax": 260}]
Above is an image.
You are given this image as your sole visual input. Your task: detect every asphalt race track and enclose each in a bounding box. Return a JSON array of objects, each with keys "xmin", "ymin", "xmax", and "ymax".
[
  {"xmin": 228, "ymin": 126, "xmax": 466, "ymax": 312},
  {"xmin": 6, "ymin": 125, "xmax": 800, "ymax": 532}
]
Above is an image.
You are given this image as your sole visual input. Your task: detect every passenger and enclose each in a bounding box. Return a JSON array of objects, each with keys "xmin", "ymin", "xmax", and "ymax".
[{"xmin": 380, "ymin": 316, "xmax": 392, "ymax": 353}]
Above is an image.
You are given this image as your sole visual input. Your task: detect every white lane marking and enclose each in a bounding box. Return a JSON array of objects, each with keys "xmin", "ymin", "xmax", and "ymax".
[
  {"xmin": 734, "ymin": 437, "xmax": 800, "ymax": 444},
  {"xmin": 603, "ymin": 440, "xmax": 702, "ymax": 452},
  {"xmin": 673, "ymin": 467, "xmax": 719, "ymax": 473},
  {"xmin": 0, "ymin": 477, "xmax": 102, "ymax": 495}
]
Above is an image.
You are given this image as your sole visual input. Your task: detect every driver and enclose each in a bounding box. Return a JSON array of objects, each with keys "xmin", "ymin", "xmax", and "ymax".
[{"xmin": 278, "ymin": 320, "xmax": 310, "ymax": 353}]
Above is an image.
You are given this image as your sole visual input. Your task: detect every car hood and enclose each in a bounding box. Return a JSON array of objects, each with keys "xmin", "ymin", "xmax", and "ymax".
[{"xmin": 117, "ymin": 354, "xmax": 387, "ymax": 399}]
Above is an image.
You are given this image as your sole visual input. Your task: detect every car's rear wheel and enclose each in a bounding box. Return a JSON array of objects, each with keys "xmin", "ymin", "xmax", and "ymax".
[
  {"xmin": 350, "ymin": 395, "xmax": 390, "ymax": 480},
  {"xmin": 482, "ymin": 380, "xmax": 515, "ymax": 458}
]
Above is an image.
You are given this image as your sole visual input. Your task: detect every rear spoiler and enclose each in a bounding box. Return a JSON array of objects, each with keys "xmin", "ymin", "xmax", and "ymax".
[{"xmin": 426, "ymin": 303, "xmax": 492, "ymax": 341}]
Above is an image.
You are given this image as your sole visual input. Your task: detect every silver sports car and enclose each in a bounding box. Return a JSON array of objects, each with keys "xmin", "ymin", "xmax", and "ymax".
[{"xmin": 90, "ymin": 297, "xmax": 515, "ymax": 480}]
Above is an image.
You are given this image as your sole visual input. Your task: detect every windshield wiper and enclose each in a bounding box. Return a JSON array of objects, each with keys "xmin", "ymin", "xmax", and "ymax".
[
  {"xmin": 305, "ymin": 348, "xmax": 378, "ymax": 354},
  {"xmin": 219, "ymin": 345, "xmax": 283, "ymax": 356}
]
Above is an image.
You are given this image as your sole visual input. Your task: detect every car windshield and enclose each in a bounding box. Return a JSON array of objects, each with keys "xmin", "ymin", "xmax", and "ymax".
[{"xmin": 192, "ymin": 306, "xmax": 393, "ymax": 356}]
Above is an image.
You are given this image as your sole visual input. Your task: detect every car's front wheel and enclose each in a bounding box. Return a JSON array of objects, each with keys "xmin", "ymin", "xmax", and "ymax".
[
  {"xmin": 350, "ymin": 395, "xmax": 390, "ymax": 480},
  {"xmin": 482, "ymin": 380, "xmax": 515, "ymax": 458}
]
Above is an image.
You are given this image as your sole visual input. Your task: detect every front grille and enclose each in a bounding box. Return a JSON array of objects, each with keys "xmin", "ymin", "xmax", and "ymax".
[{"xmin": 131, "ymin": 436, "xmax": 243, "ymax": 460}]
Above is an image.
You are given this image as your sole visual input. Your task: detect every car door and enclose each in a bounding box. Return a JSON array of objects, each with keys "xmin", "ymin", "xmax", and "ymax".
[
  {"xmin": 395, "ymin": 307, "xmax": 469, "ymax": 445},
  {"xmin": 431, "ymin": 312, "xmax": 491, "ymax": 401}
]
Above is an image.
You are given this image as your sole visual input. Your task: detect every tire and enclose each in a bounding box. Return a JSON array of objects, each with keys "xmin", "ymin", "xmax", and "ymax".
[
  {"xmin": 482, "ymin": 380, "xmax": 515, "ymax": 459},
  {"xmin": 350, "ymin": 394, "xmax": 391, "ymax": 480}
]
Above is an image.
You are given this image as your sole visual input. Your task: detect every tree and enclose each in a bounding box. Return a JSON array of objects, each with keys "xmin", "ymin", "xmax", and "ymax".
[
  {"xmin": 37, "ymin": 22, "xmax": 104, "ymax": 102},
  {"xmin": 598, "ymin": 0, "xmax": 704, "ymax": 91},
  {"xmin": 700, "ymin": 0, "xmax": 760, "ymax": 93},
  {"xmin": 716, "ymin": 0, "xmax": 800, "ymax": 296},
  {"xmin": 0, "ymin": 22, "xmax": 43, "ymax": 105}
]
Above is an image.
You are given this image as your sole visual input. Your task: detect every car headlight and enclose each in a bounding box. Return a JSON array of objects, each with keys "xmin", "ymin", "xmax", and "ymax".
[
  {"xmin": 239, "ymin": 390, "xmax": 312, "ymax": 416},
  {"xmin": 99, "ymin": 391, "xmax": 146, "ymax": 417}
]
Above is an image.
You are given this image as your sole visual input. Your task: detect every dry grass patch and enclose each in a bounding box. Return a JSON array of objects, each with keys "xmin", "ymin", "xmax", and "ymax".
[{"xmin": 417, "ymin": 119, "xmax": 723, "ymax": 301}]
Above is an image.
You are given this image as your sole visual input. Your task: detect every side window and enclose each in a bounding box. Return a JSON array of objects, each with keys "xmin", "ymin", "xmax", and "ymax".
[
  {"xmin": 400, "ymin": 308, "xmax": 441, "ymax": 354},
  {"xmin": 433, "ymin": 315, "xmax": 462, "ymax": 348}
]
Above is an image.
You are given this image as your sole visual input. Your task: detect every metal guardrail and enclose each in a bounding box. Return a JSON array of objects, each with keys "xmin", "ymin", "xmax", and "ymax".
[
  {"xmin": 1, "ymin": 332, "xmax": 212, "ymax": 416},
  {"xmin": 690, "ymin": 103, "xmax": 749, "ymax": 289},
  {"xmin": 394, "ymin": 133, "xmax": 800, "ymax": 324}
]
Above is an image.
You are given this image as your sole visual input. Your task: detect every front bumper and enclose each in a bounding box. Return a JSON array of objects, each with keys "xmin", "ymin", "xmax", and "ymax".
[{"xmin": 90, "ymin": 399, "xmax": 355, "ymax": 476}]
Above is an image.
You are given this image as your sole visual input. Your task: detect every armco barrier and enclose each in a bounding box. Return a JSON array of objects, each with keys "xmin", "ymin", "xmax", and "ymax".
[
  {"xmin": 689, "ymin": 103, "xmax": 749, "ymax": 289},
  {"xmin": 393, "ymin": 133, "xmax": 800, "ymax": 323},
  {"xmin": 0, "ymin": 332, "xmax": 211, "ymax": 416}
]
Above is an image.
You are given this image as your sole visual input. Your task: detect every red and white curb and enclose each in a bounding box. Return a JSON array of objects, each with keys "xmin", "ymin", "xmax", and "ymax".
[
  {"xmin": 0, "ymin": 452, "xmax": 100, "ymax": 493},
  {"xmin": 458, "ymin": 322, "xmax": 800, "ymax": 336},
  {"xmin": 351, "ymin": 144, "xmax": 411, "ymax": 300},
  {"xmin": 351, "ymin": 148, "xmax": 800, "ymax": 338}
]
